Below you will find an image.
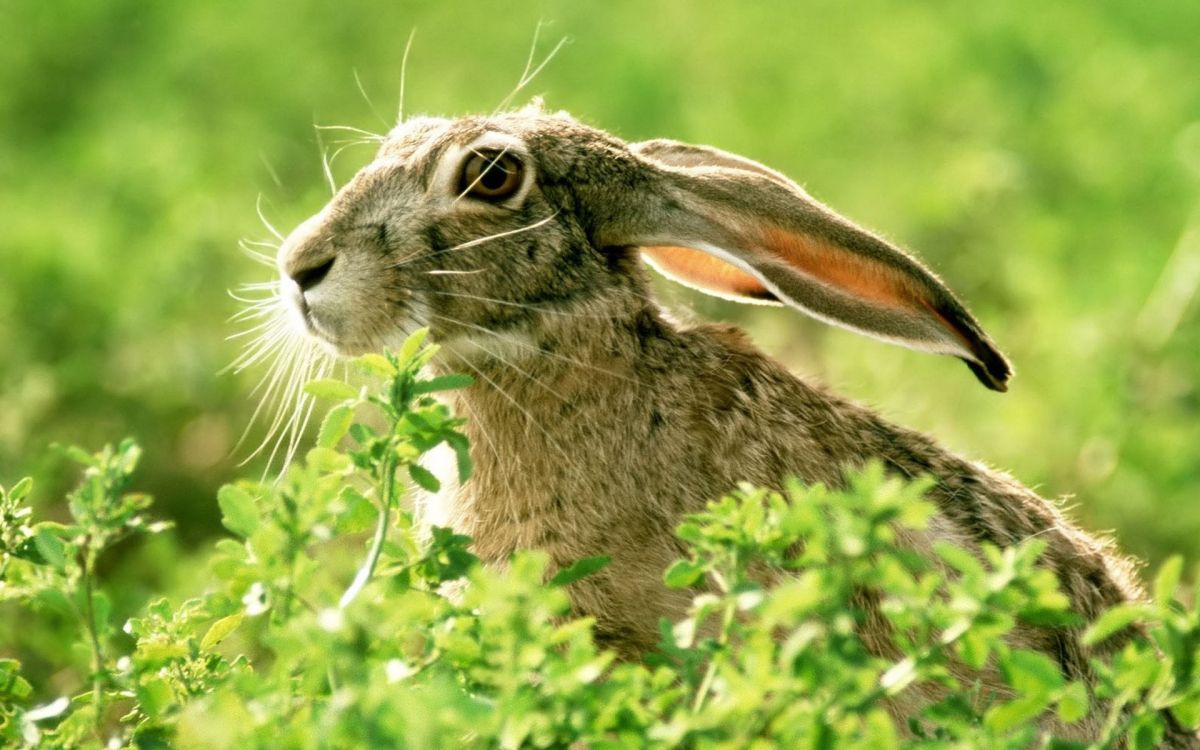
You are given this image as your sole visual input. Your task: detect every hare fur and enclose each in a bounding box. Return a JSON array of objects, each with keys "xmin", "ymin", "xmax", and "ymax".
[{"xmin": 272, "ymin": 107, "xmax": 1190, "ymax": 743}]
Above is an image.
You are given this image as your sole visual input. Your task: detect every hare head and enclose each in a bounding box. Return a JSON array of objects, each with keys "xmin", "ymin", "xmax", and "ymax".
[{"xmin": 274, "ymin": 106, "xmax": 1011, "ymax": 390}]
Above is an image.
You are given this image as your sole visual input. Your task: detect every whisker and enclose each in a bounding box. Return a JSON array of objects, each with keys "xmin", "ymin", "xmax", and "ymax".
[
  {"xmin": 425, "ymin": 269, "xmax": 485, "ymax": 276},
  {"xmin": 313, "ymin": 124, "xmax": 385, "ymax": 141},
  {"xmin": 397, "ymin": 28, "xmax": 417, "ymax": 124},
  {"xmin": 454, "ymin": 146, "xmax": 513, "ymax": 202},
  {"xmin": 228, "ymin": 289, "xmax": 281, "ymax": 305},
  {"xmin": 226, "ymin": 316, "xmax": 284, "ymax": 342},
  {"xmin": 267, "ymin": 350, "xmax": 329, "ymax": 474},
  {"xmin": 229, "ymin": 305, "xmax": 280, "ymax": 324},
  {"xmin": 259, "ymin": 152, "xmax": 284, "ymax": 189},
  {"xmin": 496, "ymin": 24, "xmax": 568, "ymax": 113},
  {"xmin": 256, "ymin": 195, "xmax": 285, "ymax": 242},
  {"xmin": 331, "ymin": 140, "xmax": 375, "ymax": 167},
  {"xmin": 430, "ymin": 313, "xmax": 641, "ymax": 386},
  {"xmin": 400, "ymin": 288, "xmax": 630, "ymax": 320},
  {"xmin": 389, "ymin": 212, "xmax": 558, "ymax": 271},
  {"xmin": 228, "ymin": 333, "xmax": 290, "ymax": 375},
  {"xmin": 233, "ymin": 335, "xmax": 298, "ymax": 457},
  {"xmin": 452, "ymin": 354, "xmax": 573, "ymax": 466},
  {"xmin": 247, "ymin": 341, "xmax": 313, "ymax": 466},
  {"xmin": 431, "ymin": 312, "xmax": 569, "ymax": 404},
  {"xmin": 314, "ymin": 126, "xmax": 338, "ymax": 197},
  {"xmin": 353, "ymin": 67, "xmax": 390, "ymax": 131}
]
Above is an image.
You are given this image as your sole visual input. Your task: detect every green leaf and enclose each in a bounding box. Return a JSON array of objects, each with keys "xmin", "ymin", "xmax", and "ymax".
[
  {"xmin": 217, "ymin": 484, "xmax": 259, "ymax": 537},
  {"xmin": 61, "ymin": 444, "xmax": 97, "ymax": 467},
  {"xmin": 663, "ymin": 560, "xmax": 704, "ymax": 588},
  {"xmin": 307, "ymin": 446, "xmax": 353, "ymax": 473},
  {"xmin": 8, "ymin": 476, "xmax": 32, "ymax": 502},
  {"xmin": 549, "ymin": 556, "xmax": 611, "ymax": 587},
  {"xmin": 33, "ymin": 528, "xmax": 67, "ymax": 570},
  {"xmin": 446, "ymin": 433, "xmax": 473, "ymax": 484},
  {"xmin": 317, "ymin": 404, "xmax": 355, "ymax": 448},
  {"xmin": 394, "ymin": 328, "xmax": 429, "ymax": 367},
  {"xmin": 354, "ymin": 353, "xmax": 396, "ymax": 378},
  {"xmin": 1082, "ymin": 603, "xmax": 1150, "ymax": 646},
  {"xmin": 304, "ymin": 378, "xmax": 358, "ymax": 401},
  {"xmin": 136, "ymin": 676, "xmax": 175, "ymax": 718},
  {"xmin": 0, "ymin": 659, "xmax": 32, "ymax": 700},
  {"xmin": 201, "ymin": 613, "xmax": 244, "ymax": 650},
  {"xmin": 408, "ymin": 464, "xmax": 441, "ymax": 492},
  {"xmin": 986, "ymin": 694, "xmax": 1050, "ymax": 733},
  {"xmin": 1057, "ymin": 681, "xmax": 1089, "ymax": 724},
  {"xmin": 1001, "ymin": 648, "xmax": 1064, "ymax": 696},
  {"xmin": 934, "ymin": 542, "xmax": 984, "ymax": 577},
  {"xmin": 412, "ymin": 373, "xmax": 474, "ymax": 396},
  {"xmin": 1153, "ymin": 555, "xmax": 1183, "ymax": 605}
]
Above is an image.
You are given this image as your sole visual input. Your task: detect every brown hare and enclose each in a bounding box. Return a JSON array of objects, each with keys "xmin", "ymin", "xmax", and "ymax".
[{"xmin": 268, "ymin": 106, "xmax": 1192, "ymax": 744}]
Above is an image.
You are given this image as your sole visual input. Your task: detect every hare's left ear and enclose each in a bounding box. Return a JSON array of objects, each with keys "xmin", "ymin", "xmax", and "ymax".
[{"xmin": 607, "ymin": 139, "xmax": 1012, "ymax": 391}]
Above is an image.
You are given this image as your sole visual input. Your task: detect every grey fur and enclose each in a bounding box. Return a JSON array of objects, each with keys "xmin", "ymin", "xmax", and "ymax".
[{"xmin": 272, "ymin": 107, "xmax": 1193, "ymax": 745}]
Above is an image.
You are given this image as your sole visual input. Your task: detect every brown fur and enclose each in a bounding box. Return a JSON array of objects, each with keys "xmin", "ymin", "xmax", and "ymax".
[{"xmin": 271, "ymin": 107, "xmax": 1195, "ymax": 745}]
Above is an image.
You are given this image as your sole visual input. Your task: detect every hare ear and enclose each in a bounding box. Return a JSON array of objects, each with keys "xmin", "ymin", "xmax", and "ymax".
[{"xmin": 617, "ymin": 140, "xmax": 1012, "ymax": 391}]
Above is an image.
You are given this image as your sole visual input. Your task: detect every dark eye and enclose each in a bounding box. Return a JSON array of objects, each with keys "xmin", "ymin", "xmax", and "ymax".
[{"xmin": 459, "ymin": 150, "xmax": 524, "ymax": 201}]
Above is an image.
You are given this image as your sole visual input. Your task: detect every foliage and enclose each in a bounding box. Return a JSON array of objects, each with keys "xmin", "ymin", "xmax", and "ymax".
[
  {"xmin": 1, "ymin": 0, "xmax": 1199, "ymax": 569},
  {"xmin": 2, "ymin": 336, "xmax": 1198, "ymax": 749}
]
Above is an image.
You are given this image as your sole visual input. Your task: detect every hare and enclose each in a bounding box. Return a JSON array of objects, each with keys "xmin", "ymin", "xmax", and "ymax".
[{"xmin": 271, "ymin": 105, "xmax": 1189, "ymax": 743}]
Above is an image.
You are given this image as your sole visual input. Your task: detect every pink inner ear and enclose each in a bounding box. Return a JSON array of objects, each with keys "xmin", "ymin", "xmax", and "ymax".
[
  {"xmin": 757, "ymin": 225, "xmax": 984, "ymax": 355},
  {"xmin": 642, "ymin": 245, "xmax": 779, "ymax": 302},
  {"xmin": 758, "ymin": 226, "xmax": 926, "ymax": 311}
]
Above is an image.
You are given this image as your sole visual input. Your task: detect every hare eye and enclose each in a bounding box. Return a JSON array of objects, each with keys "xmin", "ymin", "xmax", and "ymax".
[{"xmin": 459, "ymin": 150, "xmax": 523, "ymax": 201}]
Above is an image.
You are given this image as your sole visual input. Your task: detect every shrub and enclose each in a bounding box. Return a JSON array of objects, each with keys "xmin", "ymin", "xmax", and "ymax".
[{"xmin": 2, "ymin": 332, "xmax": 1198, "ymax": 749}]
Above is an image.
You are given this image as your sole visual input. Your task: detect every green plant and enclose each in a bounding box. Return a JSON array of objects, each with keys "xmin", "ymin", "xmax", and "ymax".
[{"xmin": 2, "ymin": 331, "xmax": 1198, "ymax": 749}]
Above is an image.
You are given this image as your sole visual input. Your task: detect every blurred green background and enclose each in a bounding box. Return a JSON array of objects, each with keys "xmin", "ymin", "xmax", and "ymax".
[{"xmin": 1, "ymin": 0, "xmax": 1198, "ymax": 593}]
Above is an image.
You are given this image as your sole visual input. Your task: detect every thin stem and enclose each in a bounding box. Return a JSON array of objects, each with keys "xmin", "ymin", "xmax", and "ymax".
[
  {"xmin": 80, "ymin": 543, "xmax": 105, "ymax": 729},
  {"xmin": 339, "ymin": 451, "xmax": 398, "ymax": 609},
  {"xmin": 692, "ymin": 595, "xmax": 738, "ymax": 713}
]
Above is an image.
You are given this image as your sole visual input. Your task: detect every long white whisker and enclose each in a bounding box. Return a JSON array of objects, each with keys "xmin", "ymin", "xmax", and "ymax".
[
  {"xmin": 226, "ymin": 316, "xmax": 285, "ymax": 342},
  {"xmin": 248, "ymin": 342, "xmax": 312, "ymax": 466},
  {"xmin": 452, "ymin": 355, "xmax": 573, "ymax": 465},
  {"xmin": 496, "ymin": 25, "xmax": 568, "ymax": 113},
  {"xmin": 454, "ymin": 146, "xmax": 513, "ymax": 203},
  {"xmin": 314, "ymin": 124, "xmax": 384, "ymax": 140},
  {"xmin": 229, "ymin": 305, "xmax": 280, "ymax": 324},
  {"xmin": 233, "ymin": 335, "xmax": 298, "ymax": 456},
  {"xmin": 228, "ymin": 289, "xmax": 281, "ymax": 305},
  {"xmin": 397, "ymin": 28, "xmax": 417, "ymax": 124},
  {"xmin": 256, "ymin": 195, "xmax": 285, "ymax": 242},
  {"xmin": 227, "ymin": 328, "xmax": 291, "ymax": 374},
  {"xmin": 400, "ymin": 288, "xmax": 625, "ymax": 320},
  {"xmin": 353, "ymin": 67, "xmax": 389, "ymax": 131},
  {"xmin": 433, "ymin": 313, "xmax": 570, "ymax": 404},
  {"xmin": 389, "ymin": 212, "xmax": 558, "ymax": 271},
  {"xmin": 430, "ymin": 312, "xmax": 640, "ymax": 386},
  {"xmin": 259, "ymin": 152, "xmax": 283, "ymax": 189},
  {"xmin": 314, "ymin": 126, "xmax": 338, "ymax": 197}
]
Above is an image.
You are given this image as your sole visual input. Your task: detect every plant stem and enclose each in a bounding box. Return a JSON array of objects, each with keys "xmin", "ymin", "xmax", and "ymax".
[
  {"xmin": 339, "ymin": 451, "xmax": 398, "ymax": 609},
  {"xmin": 692, "ymin": 597, "xmax": 737, "ymax": 713},
  {"xmin": 80, "ymin": 543, "xmax": 105, "ymax": 728}
]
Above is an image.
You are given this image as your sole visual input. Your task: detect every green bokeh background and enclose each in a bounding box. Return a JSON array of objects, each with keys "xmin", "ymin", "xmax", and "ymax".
[{"xmin": 2, "ymin": 0, "xmax": 1198, "ymax": 588}]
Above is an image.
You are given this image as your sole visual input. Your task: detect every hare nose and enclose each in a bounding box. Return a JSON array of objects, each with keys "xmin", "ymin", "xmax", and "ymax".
[{"xmin": 291, "ymin": 257, "xmax": 335, "ymax": 292}]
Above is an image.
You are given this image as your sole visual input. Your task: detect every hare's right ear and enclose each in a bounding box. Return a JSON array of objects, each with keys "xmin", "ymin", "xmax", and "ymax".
[{"xmin": 597, "ymin": 139, "xmax": 1012, "ymax": 391}]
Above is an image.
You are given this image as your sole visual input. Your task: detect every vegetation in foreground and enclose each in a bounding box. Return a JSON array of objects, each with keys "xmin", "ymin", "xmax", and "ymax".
[{"xmin": 2, "ymin": 334, "xmax": 1199, "ymax": 749}]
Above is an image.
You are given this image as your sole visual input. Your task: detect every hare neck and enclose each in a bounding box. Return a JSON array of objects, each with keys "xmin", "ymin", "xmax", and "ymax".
[
  {"xmin": 436, "ymin": 291, "xmax": 665, "ymax": 421},
  {"xmin": 425, "ymin": 291, "xmax": 672, "ymax": 547}
]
